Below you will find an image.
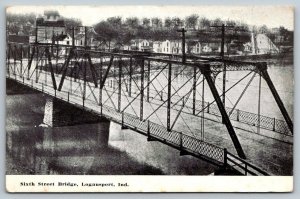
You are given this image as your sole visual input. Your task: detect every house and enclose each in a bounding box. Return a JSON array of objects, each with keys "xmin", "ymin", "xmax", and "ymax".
[
  {"xmin": 161, "ymin": 40, "xmax": 187, "ymax": 54},
  {"xmin": 189, "ymin": 42, "xmax": 202, "ymax": 54},
  {"xmin": 75, "ymin": 27, "xmax": 99, "ymax": 48},
  {"xmin": 243, "ymin": 42, "xmax": 252, "ymax": 53},
  {"xmin": 202, "ymin": 45, "xmax": 212, "ymax": 53},
  {"xmin": 250, "ymin": 33, "xmax": 279, "ymax": 54},
  {"xmin": 153, "ymin": 41, "xmax": 163, "ymax": 53},
  {"xmin": 130, "ymin": 39, "xmax": 152, "ymax": 51},
  {"xmin": 200, "ymin": 42, "xmax": 227, "ymax": 54},
  {"xmin": 55, "ymin": 34, "xmax": 72, "ymax": 45}
]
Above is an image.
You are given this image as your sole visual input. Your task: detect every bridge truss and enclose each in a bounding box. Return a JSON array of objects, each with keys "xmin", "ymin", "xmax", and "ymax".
[{"xmin": 6, "ymin": 42, "xmax": 293, "ymax": 175}]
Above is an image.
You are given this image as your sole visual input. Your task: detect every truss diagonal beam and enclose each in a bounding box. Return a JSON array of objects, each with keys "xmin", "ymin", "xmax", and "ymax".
[
  {"xmin": 58, "ymin": 49, "xmax": 74, "ymax": 91},
  {"xmin": 202, "ymin": 65, "xmax": 246, "ymax": 159},
  {"xmin": 87, "ymin": 53, "xmax": 98, "ymax": 88},
  {"xmin": 100, "ymin": 55, "xmax": 114, "ymax": 89},
  {"xmin": 45, "ymin": 47, "xmax": 57, "ymax": 90},
  {"xmin": 260, "ymin": 66, "xmax": 293, "ymax": 134}
]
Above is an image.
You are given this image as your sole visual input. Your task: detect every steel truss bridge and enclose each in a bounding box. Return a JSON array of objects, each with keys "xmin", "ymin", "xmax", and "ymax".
[{"xmin": 6, "ymin": 42, "xmax": 293, "ymax": 176}]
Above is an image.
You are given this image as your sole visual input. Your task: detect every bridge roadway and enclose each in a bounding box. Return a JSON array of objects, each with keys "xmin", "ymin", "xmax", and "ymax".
[{"xmin": 7, "ymin": 65, "xmax": 293, "ymax": 175}]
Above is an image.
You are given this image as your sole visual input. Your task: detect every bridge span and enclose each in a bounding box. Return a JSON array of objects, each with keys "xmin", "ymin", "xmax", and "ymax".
[{"xmin": 6, "ymin": 42, "xmax": 293, "ymax": 175}]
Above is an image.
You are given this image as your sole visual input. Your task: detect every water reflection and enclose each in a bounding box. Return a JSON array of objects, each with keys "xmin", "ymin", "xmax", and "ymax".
[
  {"xmin": 6, "ymin": 124, "xmax": 165, "ymax": 175},
  {"xmin": 6, "ymin": 90, "xmax": 216, "ymax": 175}
]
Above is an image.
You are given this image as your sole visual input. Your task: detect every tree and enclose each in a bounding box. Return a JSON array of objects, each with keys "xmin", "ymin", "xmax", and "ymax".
[
  {"xmin": 199, "ymin": 17, "xmax": 210, "ymax": 29},
  {"xmin": 125, "ymin": 17, "xmax": 139, "ymax": 29},
  {"xmin": 212, "ymin": 18, "xmax": 223, "ymax": 26},
  {"xmin": 172, "ymin": 17, "xmax": 183, "ymax": 28},
  {"xmin": 94, "ymin": 21, "xmax": 119, "ymax": 50},
  {"xmin": 63, "ymin": 17, "xmax": 82, "ymax": 34},
  {"xmin": 164, "ymin": 17, "xmax": 172, "ymax": 29},
  {"xmin": 107, "ymin": 16, "xmax": 122, "ymax": 27},
  {"xmin": 185, "ymin": 14, "xmax": 199, "ymax": 29},
  {"xmin": 258, "ymin": 25, "xmax": 269, "ymax": 34},
  {"xmin": 151, "ymin": 17, "xmax": 162, "ymax": 28},
  {"xmin": 7, "ymin": 13, "xmax": 36, "ymax": 35},
  {"xmin": 142, "ymin": 18, "xmax": 150, "ymax": 27}
]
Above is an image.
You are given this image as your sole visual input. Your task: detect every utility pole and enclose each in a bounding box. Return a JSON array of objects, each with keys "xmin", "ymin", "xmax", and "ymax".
[
  {"xmin": 84, "ymin": 26, "xmax": 87, "ymax": 48},
  {"xmin": 210, "ymin": 24, "xmax": 234, "ymax": 107},
  {"xmin": 72, "ymin": 27, "xmax": 75, "ymax": 47},
  {"xmin": 177, "ymin": 28, "xmax": 187, "ymax": 63}
]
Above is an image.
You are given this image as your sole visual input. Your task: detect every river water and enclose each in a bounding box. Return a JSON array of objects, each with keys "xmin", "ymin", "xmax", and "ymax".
[
  {"xmin": 6, "ymin": 58, "xmax": 293, "ymax": 175},
  {"xmin": 6, "ymin": 84, "xmax": 217, "ymax": 175}
]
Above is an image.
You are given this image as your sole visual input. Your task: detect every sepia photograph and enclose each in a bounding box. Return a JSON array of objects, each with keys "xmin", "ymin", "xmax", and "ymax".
[{"xmin": 5, "ymin": 5, "xmax": 294, "ymax": 192}]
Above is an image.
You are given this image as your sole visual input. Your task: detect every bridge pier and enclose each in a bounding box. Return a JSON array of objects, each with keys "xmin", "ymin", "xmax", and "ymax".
[{"xmin": 42, "ymin": 97, "xmax": 110, "ymax": 146}]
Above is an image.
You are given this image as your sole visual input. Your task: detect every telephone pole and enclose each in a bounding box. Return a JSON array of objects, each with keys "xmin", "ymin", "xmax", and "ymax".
[
  {"xmin": 177, "ymin": 28, "xmax": 187, "ymax": 63},
  {"xmin": 210, "ymin": 24, "xmax": 234, "ymax": 107}
]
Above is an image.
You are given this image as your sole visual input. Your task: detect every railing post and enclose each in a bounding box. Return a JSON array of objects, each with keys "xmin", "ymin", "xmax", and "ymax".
[
  {"xmin": 180, "ymin": 132, "xmax": 183, "ymax": 150},
  {"xmin": 55, "ymin": 89, "xmax": 56, "ymax": 97},
  {"xmin": 31, "ymin": 79, "xmax": 33, "ymax": 87},
  {"xmin": 237, "ymin": 109, "xmax": 240, "ymax": 121},
  {"xmin": 121, "ymin": 112, "xmax": 124, "ymax": 127},
  {"xmin": 147, "ymin": 120, "xmax": 150, "ymax": 136},
  {"xmin": 68, "ymin": 92, "xmax": 70, "ymax": 102},
  {"xmin": 245, "ymin": 163, "xmax": 248, "ymax": 175},
  {"xmin": 207, "ymin": 103, "xmax": 210, "ymax": 113},
  {"xmin": 42, "ymin": 83, "xmax": 44, "ymax": 92},
  {"xmin": 273, "ymin": 118, "xmax": 276, "ymax": 131},
  {"xmin": 161, "ymin": 91, "xmax": 163, "ymax": 101},
  {"xmin": 223, "ymin": 148, "xmax": 228, "ymax": 167}
]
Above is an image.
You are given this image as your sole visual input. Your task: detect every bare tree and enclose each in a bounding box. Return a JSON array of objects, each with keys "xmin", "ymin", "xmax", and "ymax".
[
  {"xmin": 172, "ymin": 17, "xmax": 183, "ymax": 28},
  {"xmin": 199, "ymin": 17, "xmax": 210, "ymax": 29},
  {"xmin": 164, "ymin": 17, "xmax": 172, "ymax": 29},
  {"xmin": 125, "ymin": 17, "xmax": 139, "ymax": 29},
  {"xmin": 142, "ymin": 18, "xmax": 150, "ymax": 27},
  {"xmin": 107, "ymin": 16, "xmax": 122, "ymax": 27},
  {"xmin": 185, "ymin": 14, "xmax": 199, "ymax": 29},
  {"xmin": 151, "ymin": 17, "xmax": 162, "ymax": 28}
]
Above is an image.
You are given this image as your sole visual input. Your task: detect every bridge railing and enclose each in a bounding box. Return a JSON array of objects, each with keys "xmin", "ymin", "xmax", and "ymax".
[
  {"xmin": 129, "ymin": 83, "xmax": 291, "ymax": 136},
  {"xmin": 224, "ymin": 150, "xmax": 270, "ymax": 176}
]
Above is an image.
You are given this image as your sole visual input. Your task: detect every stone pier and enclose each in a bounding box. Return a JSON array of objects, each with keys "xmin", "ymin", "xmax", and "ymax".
[{"xmin": 42, "ymin": 97, "xmax": 110, "ymax": 146}]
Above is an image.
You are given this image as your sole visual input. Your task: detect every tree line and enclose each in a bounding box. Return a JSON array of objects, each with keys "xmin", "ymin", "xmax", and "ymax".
[{"xmin": 6, "ymin": 13, "xmax": 293, "ymax": 47}]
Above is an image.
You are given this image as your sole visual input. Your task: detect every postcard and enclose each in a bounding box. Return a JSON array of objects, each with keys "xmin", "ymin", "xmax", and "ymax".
[{"xmin": 5, "ymin": 5, "xmax": 294, "ymax": 192}]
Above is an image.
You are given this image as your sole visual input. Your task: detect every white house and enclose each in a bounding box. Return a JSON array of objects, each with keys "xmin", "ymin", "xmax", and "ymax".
[
  {"xmin": 243, "ymin": 42, "xmax": 252, "ymax": 53},
  {"xmin": 130, "ymin": 39, "xmax": 151, "ymax": 51},
  {"xmin": 161, "ymin": 40, "xmax": 187, "ymax": 54},
  {"xmin": 57, "ymin": 34, "xmax": 72, "ymax": 45},
  {"xmin": 153, "ymin": 41, "xmax": 163, "ymax": 53},
  {"xmin": 190, "ymin": 42, "xmax": 202, "ymax": 54},
  {"xmin": 202, "ymin": 45, "xmax": 212, "ymax": 53},
  {"xmin": 75, "ymin": 27, "xmax": 98, "ymax": 47},
  {"xmin": 254, "ymin": 33, "xmax": 279, "ymax": 54}
]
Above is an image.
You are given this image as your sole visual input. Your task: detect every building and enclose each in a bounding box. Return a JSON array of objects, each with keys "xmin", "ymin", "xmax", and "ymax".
[
  {"xmin": 243, "ymin": 42, "xmax": 252, "ymax": 53},
  {"xmin": 35, "ymin": 10, "xmax": 66, "ymax": 43},
  {"xmin": 130, "ymin": 39, "xmax": 152, "ymax": 51},
  {"xmin": 55, "ymin": 34, "xmax": 72, "ymax": 45},
  {"xmin": 75, "ymin": 27, "xmax": 99, "ymax": 48},
  {"xmin": 202, "ymin": 45, "xmax": 212, "ymax": 53},
  {"xmin": 249, "ymin": 33, "xmax": 279, "ymax": 54},
  {"xmin": 189, "ymin": 41, "xmax": 202, "ymax": 54},
  {"xmin": 153, "ymin": 41, "xmax": 163, "ymax": 53},
  {"xmin": 161, "ymin": 40, "xmax": 187, "ymax": 54}
]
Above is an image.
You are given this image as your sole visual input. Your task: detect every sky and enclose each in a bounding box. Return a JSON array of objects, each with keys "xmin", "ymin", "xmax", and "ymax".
[{"xmin": 6, "ymin": 5, "xmax": 294, "ymax": 30}]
